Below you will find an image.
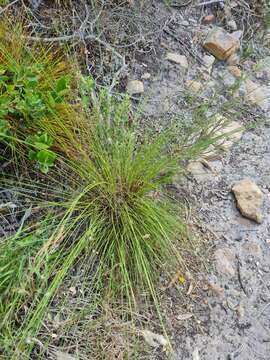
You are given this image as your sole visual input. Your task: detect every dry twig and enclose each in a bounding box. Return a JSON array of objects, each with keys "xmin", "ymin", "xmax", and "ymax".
[{"xmin": 196, "ymin": 0, "xmax": 223, "ymax": 6}]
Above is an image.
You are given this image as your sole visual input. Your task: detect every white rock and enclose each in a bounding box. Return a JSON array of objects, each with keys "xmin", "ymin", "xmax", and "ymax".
[
  {"xmin": 166, "ymin": 52, "xmax": 188, "ymax": 68},
  {"xmin": 216, "ymin": 120, "xmax": 243, "ymax": 150},
  {"xmin": 202, "ymin": 117, "xmax": 244, "ymax": 160},
  {"xmin": 186, "ymin": 80, "xmax": 202, "ymax": 92},
  {"xmin": 141, "ymin": 330, "xmax": 168, "ymax": 348},
  {"xmin": 227, "ymin": 19, "xmax": 237, "ymax": 31},
  {"xmin": 215, "ymin": 248, "xmax": 236, "ymax": 277},
  {"xmin": 202, "ymin": 54, "xmax": 215, "ymax": 70},
  {"xmin": 55, "ymin": 351, "xmax": 76, "ymax": 360},
  {"xmin": 232, "ymin": 178, "xmax": 263, "ymax": 223},
  {"xmin": 126, "ymin": 80, "xmax": 144, "ymax": 95},
  {"xmin": 237, "ymin": 303, "xmax": 245, "ymax": 318},
  {"xmin": 244, "ymin": 79, "xmax": 270, "ymax": 111},
  {"xmin": 141, "ymin": 72, "xmax": 151, "ymax": 80},
  {"xmin": 230, "ymin": 1, "xmax": 238, "ymax": 7},
  {"xmin": 193, "ymin": 348, "xmax": 200, "ymax": 360},
  {"xmin": 181, "ymin": 20, "xmax": 189, "ymax": 26},
  {"xmin": 177, "ymin": 313, "xmax": 193, "ymax": 321}
]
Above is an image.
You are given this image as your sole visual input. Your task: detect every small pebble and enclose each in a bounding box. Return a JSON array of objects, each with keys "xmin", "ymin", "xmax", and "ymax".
[{"xmin": 203, "ymin": 14, "xmax": 215, "ymax": 24}]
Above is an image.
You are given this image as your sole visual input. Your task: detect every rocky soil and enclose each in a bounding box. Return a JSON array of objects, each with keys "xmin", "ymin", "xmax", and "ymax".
[
  {"xmin": 172, "ymin": 118, "xmax": 270, "ymax": 360},
  {"xmin": 125, "ymin": 2, "xmax": 270, "ymax": 359}
]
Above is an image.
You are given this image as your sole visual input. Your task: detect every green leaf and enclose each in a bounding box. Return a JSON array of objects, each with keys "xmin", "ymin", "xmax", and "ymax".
[
  {"xmin": 0, "ymin": 75, "xmax": 8, "ymax": 83},
  {"xmin": 39, "ymin": 133, "xmax": 54, "ymax": 147},
  {"xmin": 26, "ymin": 133, "xmax": 54, "ymax": 148},
  {"xmin": 55, "ymin": 76, "xmax": 69, "ymax": 93},
  {"xmin": 0, "ymin": 67, "xmax": 6, "ymax": 75},
  {"xmin": 40, "ymin": 164, "xmax": 49, "ymax": 174},
  {"xmin": 6, "ymin": 84, "xmax": 16, "ymax": 92},
  {"xmin": 28, "ymin": 149, "xmax": 37, "ymax": 161},
  {"xmin": 33, "ymin": 142, "xmax": 50, "ymax": 150},
  {"xmin": 0, "ymin": 95, "xmax": 11, "ymax": 106},
  {"xmin": 0, "ymin": 108, "xmax": 9, "ymax": 117},
  {"xmin": 47, "ymin": 93, "xmax": 56, "ymax": 108},
  {"xmin": 36, "ymin": 150, "xmax": 56, "ymax": 166}
]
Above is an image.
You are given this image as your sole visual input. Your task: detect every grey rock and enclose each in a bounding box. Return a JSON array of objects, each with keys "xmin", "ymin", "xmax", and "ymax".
[
  {"xmin": 231, "ymin": 30, "xmax": 243, "ymax": 41},
  {"xmin": 255, "ymin": 57, "xmax": 270, "ymax": 81},
  {"xmin": 186, "ymin": 161, "xmax": 211, "ymax": 182},
  {"xmin": 166, "ymin": 52, "xmax": 189, "ymax": 68},
  {"xmin": 227, "ymin": 53, "xmax": 240, "ymax": 66},
  {"xmin": 202, "ymin": 54, "xmax": 215, "ymax": 72},
  {"xmin": 219, "ymin": 69, "xmax": 236, "ymax": 88},
  {"xmin": 141, "ymin": 72, "xmax": 151, "ymax": 80}
]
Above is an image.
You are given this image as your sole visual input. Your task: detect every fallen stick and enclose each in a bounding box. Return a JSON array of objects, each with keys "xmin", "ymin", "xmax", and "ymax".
[{"xmin": 196, "ymin": 0, "xmax": 223, "ymax": 6}]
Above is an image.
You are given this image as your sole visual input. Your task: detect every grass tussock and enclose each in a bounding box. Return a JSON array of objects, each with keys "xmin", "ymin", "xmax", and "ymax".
[
  {"xmin": 0, "ymin": 142, "xmax": 180, "ymax": 357},
  {"xmin": 0, "ymin": 19, "xmax": 241, "ymax": 359},
  {"xmin": 0, "ymin": 86, "xmax": 190, "ymax": 357}
]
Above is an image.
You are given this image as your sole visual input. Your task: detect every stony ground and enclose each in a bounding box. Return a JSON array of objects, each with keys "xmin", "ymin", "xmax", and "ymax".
[
  {"xmin": 171, "ymin": 121, "xmax": 270, "ymax": 360},
  {"xmin": 126, "ymin": 2, "xmax": 270, "ymax": 359}
]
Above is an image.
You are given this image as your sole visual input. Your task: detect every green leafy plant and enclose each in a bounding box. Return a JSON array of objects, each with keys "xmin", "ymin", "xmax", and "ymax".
[
  {"xmin": 26, "ymin": 133, "xmax": 57, "ymax": 173},
  {"xmin": 0, "ymin": 63, "xmax": 70, "ymax": 121},
  {"xmin": 50, "ymin": 75, "xmax": 71, "ymax": 104},
  {"xmin": 0, "ymin": 22, "xmax": 73, "ymax": 171}
]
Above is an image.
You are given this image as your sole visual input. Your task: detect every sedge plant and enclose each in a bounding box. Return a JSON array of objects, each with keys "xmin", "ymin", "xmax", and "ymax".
[
  {"xmin": 0, "ymin": 71, "xmax": 244, "ymax": 357},
  {"xmin": 0, "ymin": 84, "xmax": 190, "ymax": 357}
]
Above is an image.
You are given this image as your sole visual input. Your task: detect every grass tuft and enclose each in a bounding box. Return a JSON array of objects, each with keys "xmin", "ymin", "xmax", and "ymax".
[{"xmin": 0, "ymin": 19, "xmax": 245, "ymax": 357}]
